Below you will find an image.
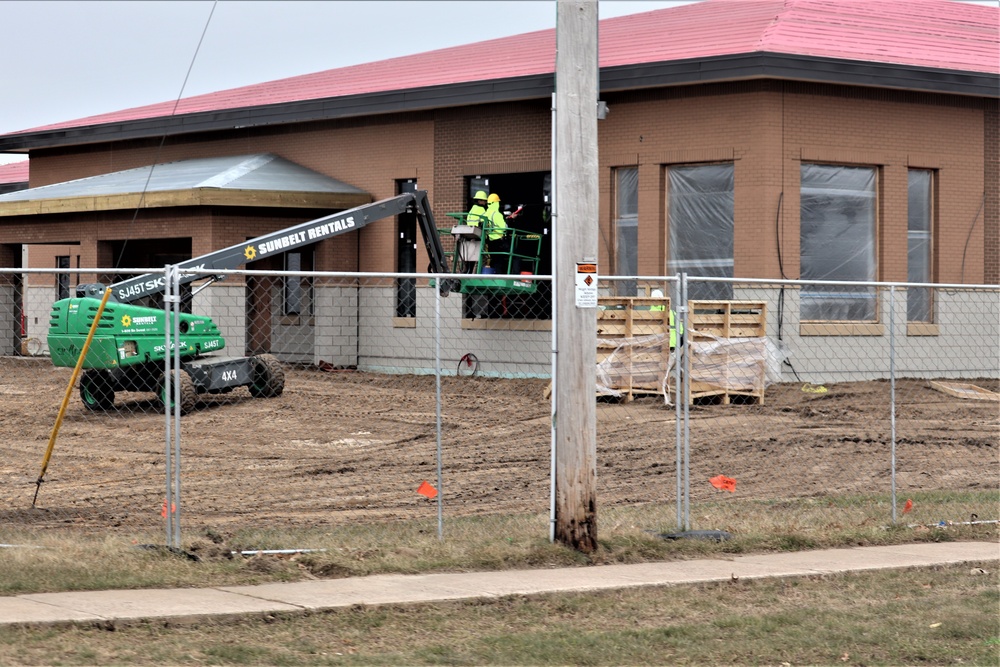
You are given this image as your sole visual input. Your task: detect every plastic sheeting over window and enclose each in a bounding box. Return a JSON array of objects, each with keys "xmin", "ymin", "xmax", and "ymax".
[
  {"xmin": 668, "ymin": 164, "xmax": 734, "ymax": 301},
  {"xmin": 800, "ymin": 164, "xmax": 877, "ymax": 321},
  {"xmin": 907, "ymin": 169, "xmax": 933, "ymax": 322},
  {"xmin": 614, "ymin": 167, "xmax": 639, "ymax": 296}
]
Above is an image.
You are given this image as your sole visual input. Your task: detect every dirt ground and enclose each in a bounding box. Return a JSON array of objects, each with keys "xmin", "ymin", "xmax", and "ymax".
[{"xmin": 0, "ymin": 357, "xmax": 996, "ymax": 536}]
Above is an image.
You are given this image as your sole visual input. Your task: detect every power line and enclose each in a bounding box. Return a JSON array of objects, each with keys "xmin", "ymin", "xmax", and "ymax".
[{"xmin": 115, "ymin": 1, "xmax": 219, "ymax": 271}]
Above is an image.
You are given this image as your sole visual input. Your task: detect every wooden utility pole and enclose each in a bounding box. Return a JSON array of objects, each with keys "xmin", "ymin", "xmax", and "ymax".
[{"xmin": 553, "ymin": 0, "xmax": 598, "ymax": 552}]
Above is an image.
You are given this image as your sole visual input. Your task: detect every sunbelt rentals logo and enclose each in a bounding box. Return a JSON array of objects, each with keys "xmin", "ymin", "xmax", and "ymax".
[{"xmin": 121, "ymin": 314, "xmax": 157, "ymax": 328}]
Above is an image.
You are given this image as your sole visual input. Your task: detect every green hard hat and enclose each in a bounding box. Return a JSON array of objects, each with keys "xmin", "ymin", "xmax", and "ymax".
[{"xmin": 473, "ymin": 190, "xmax": 488, "ymax": 201}]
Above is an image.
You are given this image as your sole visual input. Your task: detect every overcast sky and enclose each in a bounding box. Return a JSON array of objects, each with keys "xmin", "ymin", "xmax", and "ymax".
[{"xmin": 0, "ymin": 0, "xmax": 693, "ymax": 164}]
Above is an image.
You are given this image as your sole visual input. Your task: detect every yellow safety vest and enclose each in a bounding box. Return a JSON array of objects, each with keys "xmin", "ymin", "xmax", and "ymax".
[
  {"xmin": 484, "ymin": 203, "xmax": 507, "ymax": 241},
  {"xmin": 466, "ymin": 204, "xmax": 487, "ymax": 228},
  {"xmin": 652, "ymin": 304, "xmax": 683, "ymax": 348}
]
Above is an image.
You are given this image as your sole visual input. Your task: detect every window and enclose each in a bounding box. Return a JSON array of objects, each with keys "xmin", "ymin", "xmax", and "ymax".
[
  {"xmin": 56, "ymin": 256, "xmax": 71, "ymax": 301},
  {"xmin": 613, "ymin": 167, "xmax": 638, "ymax": 296},
  {"xmin": 667, "ymin": 163, "xmax": 734, "ymax": 300},
  {"xmin": 282, "ymin": 251, "xmax": 313, "ymax": 316},
  {"xmin": 469, "ymin": 176, "xmax": 489, "ymax": 201},
  {"xmin": 800, "ymin": 164, "xmax": 877, "ymax": 321},
  {"xmin": 907, "ymin": 169, "xmax": 933, "ymax": 322},
  {"xmin": 396, "ymin": 179, "xmax": 418, "ymax": 318}
]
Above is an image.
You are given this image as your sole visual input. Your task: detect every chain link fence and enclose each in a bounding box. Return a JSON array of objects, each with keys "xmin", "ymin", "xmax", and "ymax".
[
  {"xmin": 595, "ymin": 276, "xmax": 999, "ymax": 540},
  {"xmin": 0, "ymin": 268, "xmax": 996, "ymax": 550}
]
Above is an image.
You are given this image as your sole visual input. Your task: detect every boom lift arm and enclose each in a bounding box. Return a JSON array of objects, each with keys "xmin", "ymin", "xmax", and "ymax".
[{"xmin": 76, "ymin": 190, "xmax": 452, "ymax": 302}]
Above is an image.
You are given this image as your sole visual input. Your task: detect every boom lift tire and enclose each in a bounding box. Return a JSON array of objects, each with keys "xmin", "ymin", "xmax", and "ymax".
[
  {"xmin": 159, "ymin": 369, "xmax": 197, "ymax": 415},
  {"xmin": 79, "ymin": 370, "xmax": 116, "ymax": 411},
  {"xmin": 249, "ymin": 354, "xmax": 285, "ymax": 399}
]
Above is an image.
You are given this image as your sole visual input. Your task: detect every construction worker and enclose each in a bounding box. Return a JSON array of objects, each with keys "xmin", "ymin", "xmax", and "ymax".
[
  {"xmin": 484, "ymin": 193, "xmax": 512, "ymax": 271},
  {"xmin": 650, "ymin": 289, "xmax": 684, "ymax": 349},
  {"xmin": 467, "ymin": 190, "xmax": 489, "ymax": 227}
]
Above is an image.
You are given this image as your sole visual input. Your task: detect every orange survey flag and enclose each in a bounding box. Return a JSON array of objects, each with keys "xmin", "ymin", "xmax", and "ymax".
[
  {"xmin": 903, "ymin": 499, "xmax": 913, "ymax": 513},
  {"xmin": 709, "ymin": 475, "xmax": 737, "ymax": 493},
  {"xmin": 417, "ymin": 480, "xmax": 438, "ymax": 499}
]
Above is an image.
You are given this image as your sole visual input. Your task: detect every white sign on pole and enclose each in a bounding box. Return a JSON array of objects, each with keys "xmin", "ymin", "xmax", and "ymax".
[{"xmin": 575, "ymin": 262, "xmax": 598, "ymax": 308}]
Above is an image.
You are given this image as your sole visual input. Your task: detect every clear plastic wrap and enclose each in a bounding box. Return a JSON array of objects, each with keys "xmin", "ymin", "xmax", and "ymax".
[
  {"xmin": 800, "ymin": 164, "xmax": 877, "ymax": 321},
  {"xmin": 668, "ymin": 164, "xmax": 734, "ymax": 301}
]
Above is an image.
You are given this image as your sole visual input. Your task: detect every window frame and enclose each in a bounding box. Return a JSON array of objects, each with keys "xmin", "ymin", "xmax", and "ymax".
[
  {"xmin": 55, "ymin": 255, "xmax": 71, "ymax": 301},
  {"xmin": 612, "ymin": 166, "xmax": 639, "ymax": 296},
  {"xmin": 282, "ymin": 249, "xmax": 314, "ymax": 318},
  {"xmin": 799, "ymin": 162, "xmax": 880, "ymax": 324},
  {"xmin": 906, "ymin": 168, "xmax": 935, "ymax": 324},
  {"xmin": 665, "ymin": 161, "xmax": 735, "ymax": 301}
]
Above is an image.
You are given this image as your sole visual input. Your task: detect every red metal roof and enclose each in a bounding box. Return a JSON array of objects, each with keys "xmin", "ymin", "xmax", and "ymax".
[
  {"xmin": 0, "ymin": 161, "xmax": 28, "ymax": 184},
  {"xmin": 17, "ymin": 0, "xmax": 999, "ymax": 135},
  {"xmin": 601, "ymin": 0, "xmax": 999, "ymax": 73}
]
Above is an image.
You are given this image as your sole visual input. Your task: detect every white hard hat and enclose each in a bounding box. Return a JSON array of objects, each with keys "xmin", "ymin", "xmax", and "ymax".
[{"xmin": 650, "ymin": 289, "xmax": 664, "ymax": 298}]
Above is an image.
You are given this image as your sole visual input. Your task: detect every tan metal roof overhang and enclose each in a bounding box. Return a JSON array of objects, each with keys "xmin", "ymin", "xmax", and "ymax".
[{"xmin": 0, "ymin": 154, "xmax": 371, "ymax": 216}]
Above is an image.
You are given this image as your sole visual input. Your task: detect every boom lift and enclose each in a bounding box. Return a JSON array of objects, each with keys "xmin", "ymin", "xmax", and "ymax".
[{"xmin": 47, "ymin": 191, "xmax": 451, "ymax": 413}]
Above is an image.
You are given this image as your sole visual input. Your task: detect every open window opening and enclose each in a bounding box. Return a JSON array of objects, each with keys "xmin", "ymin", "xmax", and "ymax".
[
  {"xmin": 459, "ymin": 171, "xmax": 551, "ymax": 320},
  {"xmin": 395, "ymin": 179, "xmax": 418, "ymax": 318}
]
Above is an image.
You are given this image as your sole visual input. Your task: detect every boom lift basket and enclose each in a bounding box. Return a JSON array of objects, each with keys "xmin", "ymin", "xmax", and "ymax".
[{"xmin": 442, "ymin": 213, "xmax": 542, "ymax": 295}]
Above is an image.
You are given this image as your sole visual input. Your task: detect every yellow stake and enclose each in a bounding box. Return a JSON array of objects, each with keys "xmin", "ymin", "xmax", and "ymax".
[{"xmin": 33, "ymin": 288, "xmax": 113, "ymax": 507}]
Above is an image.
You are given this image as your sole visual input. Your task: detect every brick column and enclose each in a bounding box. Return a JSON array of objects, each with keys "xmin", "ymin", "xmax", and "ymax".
[{"xmin": 984, "ymin": 101, "xmax": 998, "ymax": 284}]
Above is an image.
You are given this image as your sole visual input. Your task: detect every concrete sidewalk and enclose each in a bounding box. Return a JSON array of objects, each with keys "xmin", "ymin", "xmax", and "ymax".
[{"xmin": 1, "ymin": 541, "xmax": 995, "ymax": 627}]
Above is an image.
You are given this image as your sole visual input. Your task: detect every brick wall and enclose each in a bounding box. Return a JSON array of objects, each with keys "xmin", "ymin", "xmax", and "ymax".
[
  {"xmin": 432, "ymin": 101, "xmax": 551, "ymax": 213},
  {"xmin": 598, "ymin": 81, "xmax": 989, "ymax": 282},
  {"xmin": 13, "ymin": 82, "xmax": 995, "ymax": 284}
]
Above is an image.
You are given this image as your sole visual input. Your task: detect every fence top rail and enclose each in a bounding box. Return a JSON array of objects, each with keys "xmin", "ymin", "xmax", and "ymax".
[
  {"xmin": 5, "ymin": 267, "xmax": 166, "ymax": 276},
  {"xmin": 673, "ymin": 275, "xmax": 999, "ymax": 291},
  {"xmin": 4, "ymin": 267, "xmax": 996, "ymax": 291},
  {"xmin": 172, "ymin": 269, "xmax": 554, "ymax": 281}
]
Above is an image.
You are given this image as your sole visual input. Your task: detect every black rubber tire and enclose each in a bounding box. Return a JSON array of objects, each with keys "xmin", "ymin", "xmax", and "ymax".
[
  {"xmin": 249, "ymin": 354, "xmax": 285, "ymax": 398},
  {"xmin": 79, "ymin": 370, "xmax": 115, "ymax": 411},
  {"xmin": 159, "ymin": 369, "xmax": 197, "ymax": 415}
]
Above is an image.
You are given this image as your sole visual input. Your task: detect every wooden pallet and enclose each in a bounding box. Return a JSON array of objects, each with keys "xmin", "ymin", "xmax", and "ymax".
[
  {"xmin": 594, "ymin": 298, "xmax": 770, "ymax": 404},
  {"xmin": 688, "ymin": 300, "xmax": 767, "ymax": 339},
  {"xmin": 929, "ymin": 381, "xmax": 1000, "ymax": 401},
  {"xmin": 596, "ymin": 296, "xmax": 674, "ymax": 401},
  {"xmin": 686, "ymin": 301, "xmax": 768, "ymax": 405}
]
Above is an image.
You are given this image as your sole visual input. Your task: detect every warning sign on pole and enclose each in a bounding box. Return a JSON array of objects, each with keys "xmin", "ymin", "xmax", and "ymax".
[{"xmin": 575, "ymin": 263, "xmax": 598, "ymax": 308}]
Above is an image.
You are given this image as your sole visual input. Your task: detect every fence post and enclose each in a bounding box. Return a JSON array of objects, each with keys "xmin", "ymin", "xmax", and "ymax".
[
  {"xmin": 163, "ymin": 266, "xmax": 174, "ymax": 548},
  {"xmin": 163, "ymin": 265, "xmax": 182, "ymax": 549},
  {"xmin": 890, "ymin": 285, "xmax": 898, "ymax": 525},
  {"xmin": 680, "ymin": 273, "xmax": 691, "ymax": 530},
  {"xmin": 672, "ymin": 276, "xmax": 683, "ymax": 529},
  {"xmin": 434, "ymin": 275, "xmax": 444, "ymax": 540}
]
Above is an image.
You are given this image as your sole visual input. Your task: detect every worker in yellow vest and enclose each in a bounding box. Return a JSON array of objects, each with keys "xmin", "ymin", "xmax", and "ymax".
[
  {"xmin": 650, "ymin": 289, "xmax": 683, "ymax": 349},
  {"xmin": 484, "ymin": 193, "xmax": 513, "ymax": 271},
  {"xmin": 466, "ymin": 190, "xmax": 489, "ymax": 227}
]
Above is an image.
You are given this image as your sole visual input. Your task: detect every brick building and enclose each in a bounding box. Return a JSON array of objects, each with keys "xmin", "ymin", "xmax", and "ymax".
[{"xmin": 0, "ymin": 0, "xmax": 996, "ymax": 376}]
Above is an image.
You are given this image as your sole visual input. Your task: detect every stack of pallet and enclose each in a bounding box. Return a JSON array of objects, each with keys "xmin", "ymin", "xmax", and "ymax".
[
  {"xmin": 686, "ymin": 300, "xmax": 768, "ymax": 404},
  {"xmin": 595, "ymin": 296, "xmax": 675, "ymax": 401},
  {"xmin": 594, "ymin": 297, "xmax": 770, "ymax": 404}
]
